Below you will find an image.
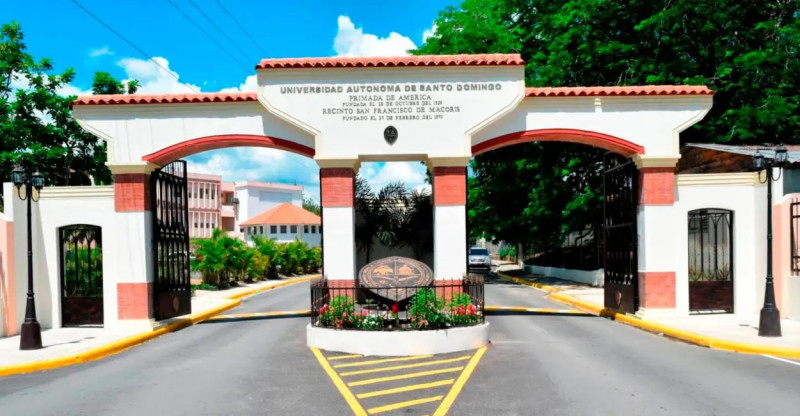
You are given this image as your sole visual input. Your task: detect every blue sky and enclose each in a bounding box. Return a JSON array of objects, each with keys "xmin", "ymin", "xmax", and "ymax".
[{"xmin": 5, "ymin": 0, "xmax": 457, "ymax": 200}]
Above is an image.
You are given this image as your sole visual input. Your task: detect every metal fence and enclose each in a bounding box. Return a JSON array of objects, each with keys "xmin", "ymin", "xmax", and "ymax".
[
  {"xmin": 310, "ymin": 275, "xmax": 484, "ymax": 331},
  {"xmin": 791, "ymin": 199, "xmax": 800, "ymax": 274}
]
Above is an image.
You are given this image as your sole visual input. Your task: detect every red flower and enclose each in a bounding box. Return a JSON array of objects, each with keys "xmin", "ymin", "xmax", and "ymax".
[
  {"xmin": 342, "ymin": 312, "xmax": 348, "ymax": 318},
  {"xmin": 391, "ymin": 303, "xmax": 399, "ymax": 314},
  {"xmin": 468, "ymin": 304, "xmax": 477, "ymax": 314},
  {"xmin": 457, "ymin": 306, "xmax": 466, "ymax": 315}
]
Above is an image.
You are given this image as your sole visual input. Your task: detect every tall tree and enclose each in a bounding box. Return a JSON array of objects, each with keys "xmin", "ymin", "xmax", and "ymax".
[
  {"xmin": 1, "ymin": 22, "xmax": 140, "ymax": 190},
  {"xmin": 418, "ymin": 0, "xmax": 800, "ymax": 253},
  {"xmin": 92, "ymin": 72, "xmax": 139, "ymax": 95}
]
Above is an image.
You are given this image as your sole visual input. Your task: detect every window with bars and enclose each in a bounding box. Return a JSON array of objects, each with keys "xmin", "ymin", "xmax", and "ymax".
[
  {"xmin": 280, "ymin": 225, "xmax": 287, "ymax": 234},
  {"xmin": 304, "ymin": 225, "xmax": 309, "ymax": 233},
  {"xmin": 270, "ymin": 225, "xmax": 277, "ymax": 234},
  {"xmin": 290, "ymin": 225, "xmax": 298, "ymax": 233}
]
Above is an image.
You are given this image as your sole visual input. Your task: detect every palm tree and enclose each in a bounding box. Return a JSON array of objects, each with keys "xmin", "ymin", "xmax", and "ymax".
[
  {"xmin": 399, "ymin": 189, "xmax": 433, "ymax": 260},
  {"xmin": 355, "ymin": 178, "xmax": 408, "ymax": 263}
]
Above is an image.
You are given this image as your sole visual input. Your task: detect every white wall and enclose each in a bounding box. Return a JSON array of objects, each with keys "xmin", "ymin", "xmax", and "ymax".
[
  {"xmin": 674, "ymin": 174, "xmax": 767, "ymax": 316},
  {"xmin": 243, "ymin": 224, "xmax": 321, "ymax": 248},
  {"xmin": 524, "ymin": 264, "xmax": 603, "ymax": 286},
  {"xmin": 235, "ymin": 185, "xmax": 303, "ymax": 226},
  {"xmin": 3, "ymin": 183, "xmax": 143, "ymax": 331}
]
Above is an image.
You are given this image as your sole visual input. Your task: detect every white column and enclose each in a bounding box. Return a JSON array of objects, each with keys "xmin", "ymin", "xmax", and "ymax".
[
  {"xmin": 430, "ymin": 160, "xmax": 469, "ymax": 280},
  {"xmin": 319, "ymin": 162, "xmax": 358, "ymax": 282}
]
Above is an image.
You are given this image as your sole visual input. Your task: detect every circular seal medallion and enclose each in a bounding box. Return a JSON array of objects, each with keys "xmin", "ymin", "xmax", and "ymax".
[
  {"xmin": 383, "ymin": 125, "xmax": 398, "ymax": 145},
  {"xmin": 359, "ymin": 256, "xmax": 433, "ymax": 301}
]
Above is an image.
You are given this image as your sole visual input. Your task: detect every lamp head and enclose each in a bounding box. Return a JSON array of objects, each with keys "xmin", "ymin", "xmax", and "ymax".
[
  {"xmin": 775, "ymin": 145, "xmax": 788, "ymax": 166},
  {"xmin": 753, "ymin": 152, "xmax": 765, "ymax": 171},
  {"xmin": 31, "ymin": 171, "xmax": 45, "ymax": 190},
  {"xmin": 11, "ymin": 166, "xmax": 25, "ymax": 188}
]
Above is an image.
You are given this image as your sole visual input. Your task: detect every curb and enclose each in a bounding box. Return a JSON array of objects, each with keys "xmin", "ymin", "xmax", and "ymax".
[
  {"xmin": 495, "ymin": 271, "xmax": 800, "ymax": 359},
  {"xmin": 0, "ymin": 275, "xmax": 318, "ymax": 377}
]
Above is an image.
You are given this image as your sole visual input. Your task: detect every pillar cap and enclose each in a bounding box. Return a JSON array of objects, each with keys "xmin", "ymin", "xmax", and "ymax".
[
  {"xmin": 315, "ymin": 158, "xmax": 360, "ymax": 170},
  {"xmin": 426, "ymin": 156, "xmax": 471, "ymax": 168},
  {"xmin": 633, "ymin": 155, "xmax": 681, "ymax": 169},
  {"xmin": 107, "ymin": 162, "xmax": 160, "ymax": 175}
]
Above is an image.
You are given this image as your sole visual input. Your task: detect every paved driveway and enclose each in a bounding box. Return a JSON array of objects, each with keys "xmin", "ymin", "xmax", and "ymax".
[{"xmin": 1, "ymin": 275, "xmax": 799, "ymax": 415}]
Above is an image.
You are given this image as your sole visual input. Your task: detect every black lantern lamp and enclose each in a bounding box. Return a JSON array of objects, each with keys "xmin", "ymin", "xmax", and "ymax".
[
  {"xmin": 755, "ymin": 146, "xmax": 789, "ymax": 337},
  {"xmin": 13, "ymin": 165, "xmax": 45, "ymax": 350}
]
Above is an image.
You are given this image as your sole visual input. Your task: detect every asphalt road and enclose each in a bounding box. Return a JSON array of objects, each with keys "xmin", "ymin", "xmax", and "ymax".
[{"xmin": 1, "ymin": 275, "xmax": 799, "ymax": 415}]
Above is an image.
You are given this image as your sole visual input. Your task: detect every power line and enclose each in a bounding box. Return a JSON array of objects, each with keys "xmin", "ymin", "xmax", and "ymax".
[
  {"xmin": 186, "ymin": 0, "xmax": 254, "ymax": 63},
  {"xmin": 166, "ymin": 0, "xmax": 252, "ymax": 73},
  {"xmin": 68, "ymin": 0, "xmax": 199, "ymax": 93},
  {"xmin": 213, "ymin": 0, "xmax": 268, "ymax": 57}
]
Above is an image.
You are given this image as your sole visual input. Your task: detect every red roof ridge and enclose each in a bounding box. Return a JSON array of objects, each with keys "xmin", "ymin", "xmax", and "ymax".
[
  {"xmin": 72, "ymin": 91, "xmax": 258, "ymax": 106},
  {"xmin": 241, "ymin": 203, "xmax": 321, "ymax": 226},
  {"xmin": 256, "ymin": 54, "xmax": 524, "ymax": 69},
  {"xmin": 525, "ymin": 85, "xmax": 714, "ymax": 97}
]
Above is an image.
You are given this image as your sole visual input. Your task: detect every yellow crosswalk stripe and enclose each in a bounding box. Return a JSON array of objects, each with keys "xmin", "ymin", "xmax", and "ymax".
[
  {"xmin": 333, "ymin": 355, "xmax": 433, "ymax": 369},
  {"xmin": 357, "ymin": 379, "xmax": 455, "ymax": 399},
  {"xmin": 327, "ymin": 354, "xmax": 363, "ymax": 361},
  {"xmin": 348, "ymin": 367, "xmax": 465, "ymax": 387},
  {"xmin": 339, "ymin": 356, "xmax": 471, "ymax": 377},
  {"xmin": 367, "ymin": 395, "xmax": 444, "ymax": 414}
]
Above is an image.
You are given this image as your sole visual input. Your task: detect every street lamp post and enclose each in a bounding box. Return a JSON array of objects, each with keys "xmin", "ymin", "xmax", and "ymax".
[
  {"xmin": 753, "ymin": 146, "xmax": 787, "ymax": 337},
  {"xmin": 11, "ymin": 166, "xmax": 45, "ymax": 350}
]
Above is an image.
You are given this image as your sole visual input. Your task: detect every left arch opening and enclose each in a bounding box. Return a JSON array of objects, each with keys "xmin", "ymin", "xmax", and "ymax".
[{"xmin": 142, "ymin": 134, "xmax": 315, "ymax": 166}]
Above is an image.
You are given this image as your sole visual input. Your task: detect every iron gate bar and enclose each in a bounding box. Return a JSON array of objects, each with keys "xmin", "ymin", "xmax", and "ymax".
[
  {"xmin": 791, "ymin": 199, "xmax": 800, "ymax": 273},
  {"xmin": 151, "ymin": 160, "xmax": 192, "ymax": 320},
  {"xmin": 59, "ymin": 224, "xmax": 104, "ymax": 326},
  {"xmin": 602, "ymin": 152, "xmax": 639, "ymax": 313}
]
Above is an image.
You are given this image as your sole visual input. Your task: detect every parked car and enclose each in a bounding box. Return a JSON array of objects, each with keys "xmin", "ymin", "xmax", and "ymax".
[{"xmin": 468, "ymin": 247, "xmax": 491, "ymax": 271}]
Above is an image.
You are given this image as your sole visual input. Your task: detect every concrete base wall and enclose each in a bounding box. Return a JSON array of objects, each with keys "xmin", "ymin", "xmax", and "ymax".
[
  {"xmin": 524, "ymin": 264, "xmax": 604, "ymax": 287},
  {"xmin": 306, "ymin": 322, "xmax": 490, "ymax": 356}
]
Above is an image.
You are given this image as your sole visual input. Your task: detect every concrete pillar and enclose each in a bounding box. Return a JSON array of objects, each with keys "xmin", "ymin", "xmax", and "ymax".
[
  {"xmin": 635, "ymin": 157, "xmax": 680, "ymax": 318},
  {"xmin": 320, "ymin": 163, "xmax": 357, "ymax": 286},
  {"xmin": 111, "ymin": 164, "xmax": 157, "ymax": 329},
  {"xmin": 431, "ymin": 161, "xmax": 468, "ymax": 280}
]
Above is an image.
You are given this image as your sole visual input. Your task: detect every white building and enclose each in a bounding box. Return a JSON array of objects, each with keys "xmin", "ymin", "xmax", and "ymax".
[{"xmin": 233, "ymin": 181, "xmax": 303, "ymax": 234}]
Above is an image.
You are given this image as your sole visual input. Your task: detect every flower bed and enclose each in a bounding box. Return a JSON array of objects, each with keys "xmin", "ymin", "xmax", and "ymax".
[{"xmin": 310, "ymin": 275, "xmax": 484, "ymax": 331}]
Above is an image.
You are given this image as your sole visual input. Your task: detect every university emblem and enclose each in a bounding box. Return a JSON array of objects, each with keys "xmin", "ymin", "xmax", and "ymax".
[
  {"xmin": 384, "ymin": 125, "xmax": 398, "ymax": 145},
  {"xmin": 359, "ymin": 256, "xmax": 433, "ymax": 301}
]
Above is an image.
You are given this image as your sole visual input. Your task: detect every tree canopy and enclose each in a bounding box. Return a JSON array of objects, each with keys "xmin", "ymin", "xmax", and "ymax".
[
  {"xmin": 1, "ymin": 21, "xmax": 137, "ymax": 190},
  {"xmin": 418, "ymin": 0, "xmax": 800, "ymax": 253}
]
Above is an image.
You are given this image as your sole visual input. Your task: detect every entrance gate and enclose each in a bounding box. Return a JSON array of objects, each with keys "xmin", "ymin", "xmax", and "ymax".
[
  {"xmin": 602, "ymin": 153, "xmax": 639, "ymax": 313},
  {"xmin": 151, "ymin": 160, "xmax": 192, "ymax": 320}
]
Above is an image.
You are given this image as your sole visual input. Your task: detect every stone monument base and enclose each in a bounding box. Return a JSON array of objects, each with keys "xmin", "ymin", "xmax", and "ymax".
[{"xmin": 306, "ymin": 322, "xmax": 490, "ymax": 356}]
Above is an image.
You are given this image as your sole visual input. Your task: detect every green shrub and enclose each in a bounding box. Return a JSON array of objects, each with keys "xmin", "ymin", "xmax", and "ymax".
[
  {"xmin": 319, "ymin": 295, "xmax": 355, "ymax": 328},
  {"xmin": 408, "ymin": 288, "xmax": 450, "ymax": 329}
]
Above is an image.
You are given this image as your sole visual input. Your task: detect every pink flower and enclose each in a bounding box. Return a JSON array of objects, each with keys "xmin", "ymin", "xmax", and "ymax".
[
  {"xmin": 342, "ymin": 312, "xmax": 348, "ymax": 318},
  {"xmin": 468, "ymin": 304, "xmax": 477, "ymax": 314},
  {"xmin": 361, "ymin": 310, "xmax": 369, "ymax": 316}
]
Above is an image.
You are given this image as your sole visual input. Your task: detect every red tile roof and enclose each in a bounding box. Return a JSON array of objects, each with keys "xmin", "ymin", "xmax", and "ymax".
[
  {"xmin": 525, "ymin": 85, "xmax": 714, "ymax": 97},
  {"xmin": 72, "ymin": 92, "xmax": 258, "ymax": 106},
  {"xmin": 256, "ymin": 54, "xmax": 524, "ymax": 69},
  {"xmin": 241, "ymin": 203, "xmax": 321, "ymax": 226}
]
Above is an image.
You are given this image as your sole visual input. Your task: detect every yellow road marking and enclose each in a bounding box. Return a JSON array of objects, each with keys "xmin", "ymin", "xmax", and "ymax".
[
  {"xmin": 339, "ymin": 356, "xmax": 472, "ymax": 377},
  {"xmin": 357, "ymin": 379, "xmax": 455, "ymax": 399},
  {"xmin": 367, "ymin": 395, "xmax": 444, "ymax": 415},
  {"xmin": 310, "ymin": 348, "xmax": 367, "ymax": 416},
  {"xmin": 334, "ymin": 355, "xmax": 433, "ymax": 369},
  {"xmin": 348, "ymin": 367, "xmax": 465, "ymax": 387},
  {"xmin": 205, "ymin": 310, "xmax": 311, "ymax": 321},
  {"xmin": 433, "ymin": 346, "xmax": 487, "ymax": 416},
  {"xmin": 327, "ymin": 354, "xmax": 363, "ymax": 361}
]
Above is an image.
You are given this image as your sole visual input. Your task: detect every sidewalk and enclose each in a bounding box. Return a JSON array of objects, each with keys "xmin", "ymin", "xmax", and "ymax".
[
  {"xmin": 495, "ymin": 267, "xmax": 800, "ymax": 356},
  {"xmin": 0, "ymin": 275, "xmax": 316, "ymax": 374}
]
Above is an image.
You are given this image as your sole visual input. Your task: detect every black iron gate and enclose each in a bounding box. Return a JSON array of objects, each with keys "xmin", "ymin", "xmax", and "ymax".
[
  {"xmin": 603, "ymin": 153, "xmax": 639, "ymax": 313},
  {"xmin": 688, "ymin": 209, "xmax": 734, "ymax": 312},
  {"xmin": 60, "ymin": 224, "xmax": 104, "ymax": 326},
  {"xmin": 151, "ymin": 160, "xmax": 191, "ymax": 320}
]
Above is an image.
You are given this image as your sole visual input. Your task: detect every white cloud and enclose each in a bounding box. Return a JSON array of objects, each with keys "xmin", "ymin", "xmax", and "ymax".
[
  {"xmin": 334, "ymin": 16, "xmax": 417, "ymax": 57},
  {"xmin": 116, "ymin": 56, "xmax": 200, "ymax": 93},
  {"xmin": 422, "ymin": 24, "xmax": 437, "ymax": 43},
  {"xmin": 89, "ymin": 46, "xmax": 113, "ymax": 57},
  {"xmin": 219, "ymin": 74, "xmax": 258, "ymax": 92},
  {"xmin": 359, "ymin": 162, "xmax": 429, "ymax": 193}
]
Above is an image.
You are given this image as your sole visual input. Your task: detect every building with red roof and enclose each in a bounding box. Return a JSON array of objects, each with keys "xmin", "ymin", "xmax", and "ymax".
[{"xmin": 240, "ymin": 203, "xmax": 321, "ymax": 247}]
